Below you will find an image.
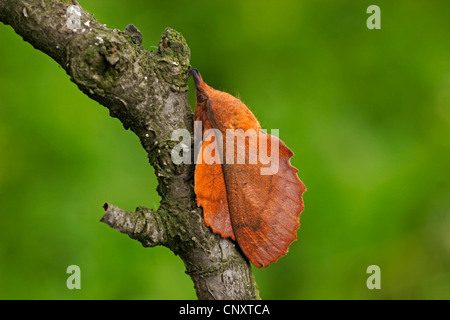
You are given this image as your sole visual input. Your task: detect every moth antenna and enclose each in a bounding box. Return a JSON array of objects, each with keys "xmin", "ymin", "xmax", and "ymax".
[
  {"xmin": 207, "ymin": 99, "xmax": 221, "ymax": 132},
  {"xmin": 207, "ymin": 98, "xmax": 224, "ymax": 163}
]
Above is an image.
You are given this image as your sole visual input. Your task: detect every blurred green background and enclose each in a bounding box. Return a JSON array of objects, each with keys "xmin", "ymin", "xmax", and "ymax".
[{"xmin": 0, "ymin": 0, "xmax": 449, "ymax": 299}]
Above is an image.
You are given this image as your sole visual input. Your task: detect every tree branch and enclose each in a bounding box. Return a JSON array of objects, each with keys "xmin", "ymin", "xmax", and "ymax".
[
  {"xmin": 0, "ymin": 0, "xmax": 260, "ymax": 299},
  {"xmin": 101, "ymin": 203, "xmax": 165, "ymax": 248}
]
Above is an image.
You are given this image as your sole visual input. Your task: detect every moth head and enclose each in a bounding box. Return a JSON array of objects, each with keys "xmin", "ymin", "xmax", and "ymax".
[
  {"xmin": 190, "ymin": 68, "xmax": 203, "ymax": 88},
  {"xmin": 190, "ymin": 68, "xmax": 209, "ymax": 103}
]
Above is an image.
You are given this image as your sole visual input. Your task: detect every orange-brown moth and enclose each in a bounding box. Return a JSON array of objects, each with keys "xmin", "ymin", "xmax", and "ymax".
[{"xmin": 191, "ymin": 69, "xmax": 306, "ymax": 268}]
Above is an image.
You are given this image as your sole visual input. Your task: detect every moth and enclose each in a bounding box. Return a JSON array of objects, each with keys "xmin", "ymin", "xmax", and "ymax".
[{"xmin": 191, "ymin": 69, "xmax": 306, "ymax": 268}]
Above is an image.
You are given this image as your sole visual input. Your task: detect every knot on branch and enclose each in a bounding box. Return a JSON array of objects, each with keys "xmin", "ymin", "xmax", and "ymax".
[
  {"xmin": 156, "ymin": 27, "xmax": 191, "ymax": 91},
  {"xmin": 124, "ymin": 24, "xmax": 143, "ymax": 45}
]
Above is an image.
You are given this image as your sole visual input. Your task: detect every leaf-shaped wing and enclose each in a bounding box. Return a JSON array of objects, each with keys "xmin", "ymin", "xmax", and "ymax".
[
  {"xmin": 222, "ymin": 130, "xmax": 306, "ymax": 267},
  {"xmin": 194, "ymin": 132, "xmax": 235, "ymax": 240}
]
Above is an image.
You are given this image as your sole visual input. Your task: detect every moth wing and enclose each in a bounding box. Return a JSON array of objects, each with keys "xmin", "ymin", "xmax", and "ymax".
[
  {"xmin": 222, "ymin": 130, "xmax": 306, "ymax": 267},
  {"xmin": 194, "ymin": 132, "xmax": 236, "ymax": 240}
]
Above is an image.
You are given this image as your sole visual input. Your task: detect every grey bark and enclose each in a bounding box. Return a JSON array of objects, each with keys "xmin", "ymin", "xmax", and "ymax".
[{"xmin": 0, "ymin": 0, "xmax": 260, "ymax": 299}]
